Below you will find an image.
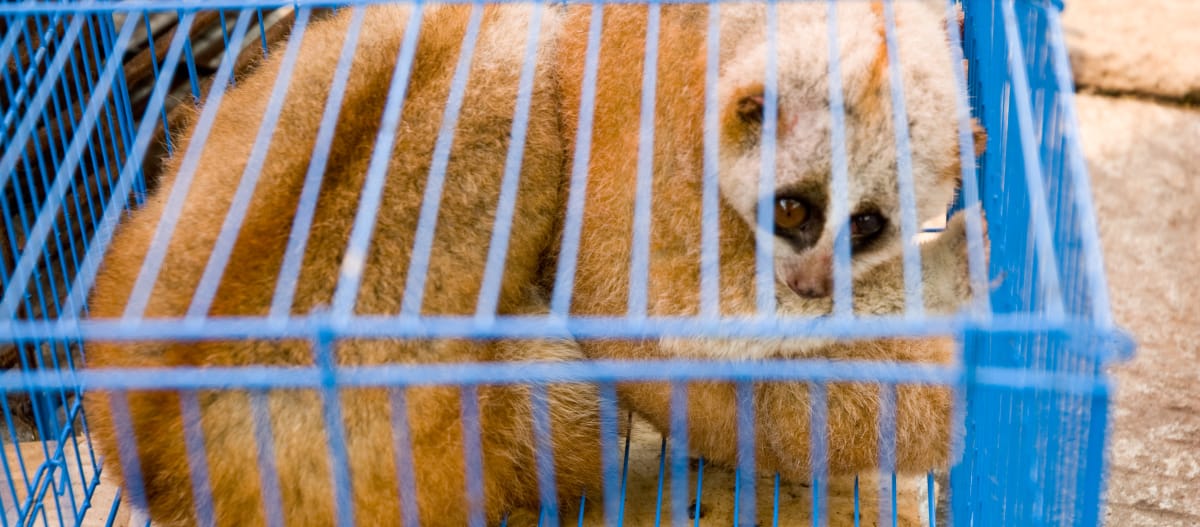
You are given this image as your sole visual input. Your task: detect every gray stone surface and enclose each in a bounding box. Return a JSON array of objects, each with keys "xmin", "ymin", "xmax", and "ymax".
[
  {"xmin": 1074, "ymin": 93, "xmax": 1200, "ymax": 526},
  {"xmin": 1063, "ymin": 0, "xmax": 1200, "ymax": 102}
]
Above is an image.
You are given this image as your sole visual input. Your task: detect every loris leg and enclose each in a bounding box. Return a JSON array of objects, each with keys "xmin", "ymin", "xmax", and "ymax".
[
  {"xmin": 755, "ymin": 208, "xmax": 984, "ymax": 478},
  {"xmin": 630, "ymin": 210, "xmax": 981, "ymax": 482}
]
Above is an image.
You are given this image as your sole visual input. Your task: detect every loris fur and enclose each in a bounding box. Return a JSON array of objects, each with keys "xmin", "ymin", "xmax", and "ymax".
[
  {"xmin": 84, "ymin": 5, "xmax": 601, "ymax": 526},
  {"xmin": 81, "ymin": 1, "xmax": 986, "ymax": 526},
  {"xmin": 552, "ymin": 0, "xmax": 986, "ymax": 481}
]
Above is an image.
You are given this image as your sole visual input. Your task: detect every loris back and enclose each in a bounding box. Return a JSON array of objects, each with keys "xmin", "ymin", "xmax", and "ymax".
[{"xmin": 84, "ymin": 5, "xmax": 602, "ymax": 526}]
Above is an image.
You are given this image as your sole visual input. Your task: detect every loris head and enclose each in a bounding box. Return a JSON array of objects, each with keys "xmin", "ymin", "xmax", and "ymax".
[{"xmin": 716, "ymin": 1, "xmax": 985, "ymax": 302}]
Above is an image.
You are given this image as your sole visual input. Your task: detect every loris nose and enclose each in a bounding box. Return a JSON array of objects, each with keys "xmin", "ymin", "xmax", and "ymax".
[
  {"xmin": 787, "ymin": 271, "xmax": 832, "ymax": 298},
  {"xmin": 785, "ymin": 251, "xmax": 833, "ymax": 299}
]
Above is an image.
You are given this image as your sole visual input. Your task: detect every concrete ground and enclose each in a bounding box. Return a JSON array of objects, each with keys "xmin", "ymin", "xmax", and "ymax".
[
  {"xmin": 1084, "ymin": 94, "xmax": 1200, "ymax": 525},
  {"xmin": 1063, "ymin": 1, "xmax": 1200, "ymax": 525}
]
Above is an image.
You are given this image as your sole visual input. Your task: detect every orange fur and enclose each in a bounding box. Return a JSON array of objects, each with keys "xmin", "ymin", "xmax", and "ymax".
[
  {"xmin": 83, "ymin": 3, "xmax": 985, "ymax": 526},
  {"xmin": 552, "ymin": 4, "xmax": 982, "ymax": 497},
  {"xmin": 85, "ymin": 5, "xmax": 601, "ymax": 525}
]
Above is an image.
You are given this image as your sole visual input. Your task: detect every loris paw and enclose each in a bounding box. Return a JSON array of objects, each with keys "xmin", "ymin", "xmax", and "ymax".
[
  {"xmin": 919, "ymin": 204, "xmax": 990, "ymax": 311},
  {"xmin": 940, "ymin": 201, "xmax": 988, "ymax": 258},
  {"xmin": 929, "ymin": 204, "xmax": 989, "ymax": 265}
]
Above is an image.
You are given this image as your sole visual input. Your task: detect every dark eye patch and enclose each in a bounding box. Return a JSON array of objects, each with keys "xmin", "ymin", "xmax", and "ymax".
[
  {"xmin": 850, "ymin": 213, "xmax": 885, "ymax": 238},
  {"xmin": 766, "ymin": 181, "xmax": 828, "ymax": 252},
  {"xmin": 848, "ymin": 207, "xmax": 889, "ymax": 253},
  {"xmin": 768, "ymin": 195, "xmax": 824, "ymax": 252},
  {"xmin": 772, "ymin": 182, "xmax": 830, "ymax": 253},
  {"xmin": 775, "ymin": 198, "xmax": 809, "ymax": 230}
]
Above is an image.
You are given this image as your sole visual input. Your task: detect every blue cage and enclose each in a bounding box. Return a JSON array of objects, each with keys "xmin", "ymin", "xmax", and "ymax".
[{"xmin": 0, "ymin": 0, "xmax": 1133, "ymax": 525}]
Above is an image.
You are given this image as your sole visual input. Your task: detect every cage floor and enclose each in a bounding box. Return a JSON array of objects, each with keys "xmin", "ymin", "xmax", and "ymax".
[
  {"xmin": 1, "ymin": 440, "xmax": 114, "ymax": 527},
  {"xmin": 12, "ymin": 415, "xmax": 931, "ymax": 526}
]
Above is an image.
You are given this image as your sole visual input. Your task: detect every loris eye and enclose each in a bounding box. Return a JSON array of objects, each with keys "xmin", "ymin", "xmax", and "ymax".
[
  {"xmin": 775, "ymin": 198, "xmax": 809, "ymax": 229},
  {"xmin": 850, "ymin": 213, "xmax": 885, "ymax": 238}
]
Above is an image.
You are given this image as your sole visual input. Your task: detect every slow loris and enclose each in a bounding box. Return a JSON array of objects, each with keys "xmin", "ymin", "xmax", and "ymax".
[
  {"xmin": 553, "ymin": 0, "xmax": 986, "ymax": 480},
  {"xmin": 83, "ymin": 2, "xmax": 985, "ymax": 525}
]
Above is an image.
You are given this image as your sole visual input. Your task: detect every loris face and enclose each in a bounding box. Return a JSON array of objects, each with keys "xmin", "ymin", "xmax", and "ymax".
[{"xmin": 715, "ymin": 2, "xmax": 983, "ymax": 303}]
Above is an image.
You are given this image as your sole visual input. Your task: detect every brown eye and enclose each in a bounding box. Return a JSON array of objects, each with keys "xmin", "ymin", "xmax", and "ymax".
[
  {"xmin": 850, "ymin": 213, "xmax": 885, "ymax": 237},
  {"xmin": 775, "ymin": 198, "xmax": 808, "ymax": 229}
]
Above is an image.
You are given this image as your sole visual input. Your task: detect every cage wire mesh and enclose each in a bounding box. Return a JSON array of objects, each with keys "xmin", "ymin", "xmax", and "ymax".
[{"xmin": 0, "ymin": 0, "xmax": 1133, "ymax": 526}]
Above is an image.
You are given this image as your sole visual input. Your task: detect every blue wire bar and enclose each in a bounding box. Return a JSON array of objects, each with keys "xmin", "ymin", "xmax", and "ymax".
[
  {"xmin": 313, "ymin": 334, "xmax": 355, "ymax": 526},
  {"xmin": 626, "ymin": 2, "xmax": 661, "ymax": 320},
  {"xmin": 387, "ymin": 388, "xmax": 421, "ymax": 527},
  {"xmin": 248, "ymin": 390, "xmax": 285, "ymax": 527},
  {"xmin": 475, "ymin": 2, "xmax": 547, "ymax": 321},
  {"xmin": 879, "ymin": 0, "xmax": 926, "ymax": 317},
  {"xmin": 459, "ymin": 385, "xmax": 486, "ymax": 527},
  {"xmin": 753, "ymin": 0, "xmax": 780, "ymax": 316},
  {"xmin": 550, "ymin": 2, "xmax": 603, "ymax": 317},
  {"xmin": 597, "ymin": 383, "xmax": 622, "ymax": 526},
  {"xmin": 178, "ymin": 391, "xmax": 215, "ymax": 527},
  {"xmin": 652, "ymin": 435, "xmax": 667, "ymax": 524},
  {"xmin": 669, "ymin": 383, "xmax": 690, "ymax": 527},
  {"xmin": 735, "ymin": 382, "xmax": 755, "ymax": 526},
  {"xmin": 530, "ymin": 384, "xmax": 559, "ymax": 526},
  {"xmin": 825, "ymin": 0, "xmax": 853, "ymax": 318},
  {"xmin": 809, "ymin": 383, "xmax": 829, "ymax": 527},
  {"xmin": 877, "ymin": 384, "xmax": 897, "ymax": 527},
  {"xmin": 394, "ymin": 2, "xmax": 484, "ymax": 318},
  {"xmin": 104, "ymin": 393, "xmax": 147, "ymax": 514},
  {"xmin": 699, "ymin": 1, "xmax": 722, "ymax": 319},
  {"xmin": 118, "ymin": 8, "xmax": 254, "ymax": 321},
  {"xmin": 303, "ymin": 4, "xmax": 424, "ymax": 320},
  {"xmin": 186, "ymin": 7, "xmax": 317, "ymax": 321}
]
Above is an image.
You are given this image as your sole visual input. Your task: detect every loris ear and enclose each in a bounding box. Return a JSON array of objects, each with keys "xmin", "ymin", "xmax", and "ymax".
[
  {"xmin": 721, "ymin": 82, "xmax": 768, "ymax": 148},
  {"xmin": 736, "ymin": 93, "xmax": 765, "ymax": 125},
  {"xmin": 971, "ymin": 118, "xmax": 987, "ymax": 157}
]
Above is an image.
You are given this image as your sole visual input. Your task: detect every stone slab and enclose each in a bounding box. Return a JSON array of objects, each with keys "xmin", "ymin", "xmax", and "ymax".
[
  {"xmin": 1, "ymin": 440, "xmax": 123, "ymax": 527},
  {"xmin": 1063, "ymin": 0, "xmax": 1200, "ymax": 102},
  {"xmin": 1074, "ymin": 93, "xmax": 1200, "ymax": 526}
]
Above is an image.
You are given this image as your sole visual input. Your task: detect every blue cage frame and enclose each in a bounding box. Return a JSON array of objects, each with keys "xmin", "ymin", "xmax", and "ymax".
[{"xmin": 0, "ymin": 0, "xmax": 1133, "ymax": 525}]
